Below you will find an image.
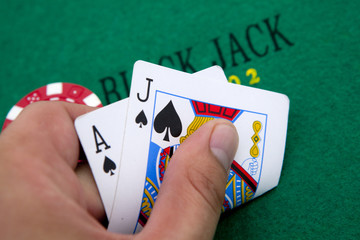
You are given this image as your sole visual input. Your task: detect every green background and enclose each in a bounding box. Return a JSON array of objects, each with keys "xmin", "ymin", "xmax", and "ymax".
[{"xmin": 1, "ymin": 0, "xmax": 359, "ymax": 239}]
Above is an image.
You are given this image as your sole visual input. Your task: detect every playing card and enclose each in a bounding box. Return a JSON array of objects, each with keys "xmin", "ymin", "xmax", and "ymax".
[
  {"xmin": 75, "ymin": 99, "xmax": 128, "ymax": 218},
  {"xmin": 108, "ymin": 61, "xmax": 289, "ymax": 233},
  {"xmin": 75, "ymin": 65, "xmax": 228, "ymax": 218}
]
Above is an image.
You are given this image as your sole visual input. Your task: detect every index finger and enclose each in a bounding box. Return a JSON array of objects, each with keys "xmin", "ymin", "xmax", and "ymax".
[{"xmin": 1, "ymin": 101, "xmax": 95, "ymax": 169}]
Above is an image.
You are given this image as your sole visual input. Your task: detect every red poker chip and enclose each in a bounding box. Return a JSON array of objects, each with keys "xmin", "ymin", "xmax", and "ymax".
[{"xmin": 2, "ymin": 82, "xmax": 103, "ymax": 130}]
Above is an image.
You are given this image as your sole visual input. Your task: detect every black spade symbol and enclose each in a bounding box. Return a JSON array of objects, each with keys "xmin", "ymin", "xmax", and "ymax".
[
  {"xmin": 154, "ymin": 100, "xmax": 182, "ymax": 142},
  {"xmin": 103, "ymin": 156, "xmax": 116, "ymax": 176},
  {"xmin": 135, "ymin": 110, "xmax": 148, "ymax": 128}
]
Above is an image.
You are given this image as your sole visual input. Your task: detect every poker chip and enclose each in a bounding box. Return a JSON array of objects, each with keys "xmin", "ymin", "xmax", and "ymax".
[{"xmin": 2, "ymin": 82, "xmax": 103, "ymax": 130}]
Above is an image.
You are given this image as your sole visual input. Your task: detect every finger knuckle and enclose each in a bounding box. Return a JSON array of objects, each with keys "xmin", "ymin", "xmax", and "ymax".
[{"xmin": 186, "ymin": 164, "xmax": 225, "ymax": 215}]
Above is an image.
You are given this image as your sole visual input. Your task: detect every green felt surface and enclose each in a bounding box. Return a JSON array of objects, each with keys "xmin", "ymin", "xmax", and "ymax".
[{"xmin": 1, "ymin": 0, "xmax": 359, "ymax": 239}]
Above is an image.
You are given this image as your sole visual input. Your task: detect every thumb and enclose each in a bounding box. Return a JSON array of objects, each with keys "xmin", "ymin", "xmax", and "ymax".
[{"xmin": 140, "ymin": 119, "xmax": 239, "ymax": 240}]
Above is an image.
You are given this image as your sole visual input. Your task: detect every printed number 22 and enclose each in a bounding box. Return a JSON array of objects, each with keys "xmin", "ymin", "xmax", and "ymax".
[{"xmin": 228, "ymin": 68, "xmax": 260, "ymax": 85}]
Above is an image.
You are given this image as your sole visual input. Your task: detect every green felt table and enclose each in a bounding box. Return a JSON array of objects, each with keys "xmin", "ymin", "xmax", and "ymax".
[{"xmin": 0, "ymin": 1, "xmax": 359, "ymax": 239}]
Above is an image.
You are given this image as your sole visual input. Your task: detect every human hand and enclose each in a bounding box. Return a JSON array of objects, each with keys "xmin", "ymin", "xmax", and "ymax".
[{"xmin": 0, "ymin": 102, "xmax": 238, "ymax": 240}]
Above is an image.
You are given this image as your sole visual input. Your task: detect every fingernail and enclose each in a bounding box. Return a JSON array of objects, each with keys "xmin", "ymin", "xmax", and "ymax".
[{"xmin": 210, "ymin": 123, "xmax": 239, "ymax": 172}]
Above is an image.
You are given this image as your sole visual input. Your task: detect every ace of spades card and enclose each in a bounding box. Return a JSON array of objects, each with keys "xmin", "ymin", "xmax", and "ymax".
[
  {"xmin": 108, "ymin": 61, "xmax": 289, "ymax": 234},
  {"xmin": 75, "ymin": 100, "xmax": 128, "ymax": 218}
]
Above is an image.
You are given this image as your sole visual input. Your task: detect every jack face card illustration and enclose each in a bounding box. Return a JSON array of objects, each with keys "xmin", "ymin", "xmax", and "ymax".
[
  {"xmin": 108, "ymin": 61, "xmax": 289, "ymax": 234},
  {"xmin": 135, "ymin": 93, "xmax": 267, "ymax": 232}
]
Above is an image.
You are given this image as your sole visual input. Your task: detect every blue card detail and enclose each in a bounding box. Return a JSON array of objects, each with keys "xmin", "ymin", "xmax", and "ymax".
[
  {"xmin": 137, "ymin": 142, "xmax": 160, "ymax": 227},
  {"xmin": 222, "ymin": 160, "xmax": 257, "ymax": 211},
  {"xmin": 136, "ymin": 142, "xmax": 179, "ymax": 229},
  {"xmin": 134, "ymin": 91, "xmax": 267, "ymax": 232}
]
